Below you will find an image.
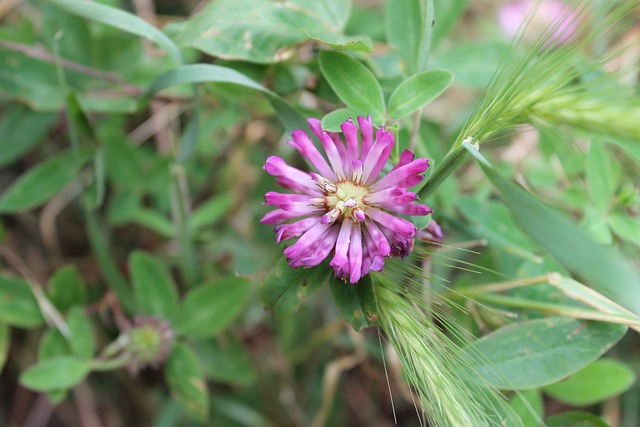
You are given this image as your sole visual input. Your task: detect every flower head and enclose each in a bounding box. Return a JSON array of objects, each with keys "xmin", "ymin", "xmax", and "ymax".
[{"xmin": 261, "ymin": 116, "xmax": 432, "ymax": 283}]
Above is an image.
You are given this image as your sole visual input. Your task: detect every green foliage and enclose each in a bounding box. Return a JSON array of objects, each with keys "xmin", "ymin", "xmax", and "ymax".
[
  {"xmin": 462, "ymin": 317, "xmax": 627, "ymax": 390},
  {"xmin": 328, "ymin": 275, "xmax": 377, "ymax": 331},
  {"xmin": 20, "ymin": 356, "xmax": 90, "ymax": 392},
  {"xmin": 175, "ymin": 276, "xmax": 252, "ymax": 338},
  {"xmin": 319, "ymin": 51, "xmax": 385, "ymax": 120},
  {"xmin": 0, "ymin": 149, "xmax": 93, "ymax": 213},
  {"xmin": 387, "ymin": 69, "xmax": 453, "ymax": 118},
  {"xmin": 0, "ymin": 276, "xmax": 45, "ymax": 328},
  {"xmin": 544, "ymin": 359, "xmax": 636, "ymax": 406},
  {"xmin": 260, "ymin": 257, "xmax": 329, "ymax": 318},
  {"xmin": 1, "ymin": 0, "xmax": 640, "ymax": 425},
  {"xmin": 165, "ymin": 343, "xmax": 209, "ymax": 421},
  {"xmin": 130, "ymin": 251, "xmax": 180, "ymax": 320}
]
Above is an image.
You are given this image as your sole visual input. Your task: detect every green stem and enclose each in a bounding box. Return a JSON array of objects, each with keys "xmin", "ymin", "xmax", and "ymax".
[
  {"xmin": 84, "ymin": 204, "xmax": 133, "ymax": 311},
  {"xmin": 416, "ymin": 0, "xmax": 435, "ymax": 73},
  {"xmin": 419, "ymin": 144, "xmax": 468, "ymax": 198},
  {"xmin": 170, "ymin": 164, "xmax": 198, "ymax": 286}
]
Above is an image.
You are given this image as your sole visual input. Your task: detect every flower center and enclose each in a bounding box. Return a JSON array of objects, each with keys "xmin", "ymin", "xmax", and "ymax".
[{"xmin": 320, "ymin": 179, "xmax": 370, "ymax": 225}]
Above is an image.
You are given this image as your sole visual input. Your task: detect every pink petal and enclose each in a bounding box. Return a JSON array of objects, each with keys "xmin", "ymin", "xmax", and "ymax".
[
  {"xmin": 264, "ymin": 156, "xmax": 320, "ymax": 194},
  {"xmin": 284, "ymin": 222, "xmax": 331, "ymax": 260},
  {"xmin": 384, "ymin": 203, "xmax": 432, "ymax": 216},
  {"xmin": 357, "ymin": 115, "xmax": 374, "ymax": 159},
  {"xmin": 321, "ymin": 132, "xmax": 346, "ymax": 179},
  {"xmin": 330, "ymin": 220, "xmax": 353, "ymax": 270},
  {"xmin": 365, "ymin": 187, "xmax": 416, "ymax": 206},
  {"xmin": 275, "ymin": 217, "xmax": 320, "ymax": 243},
  {"xmin": 361, "ymin": 131, "xmax": 393, "ymax": 183},
  {"xmin": 290, "ymin": 226, "xmax": 340, "ymax": 267},
  {"xmin": 279, "ymin": 201, "xmax": 324, "ymax": 215},
  {"xmin": 260, "ymin": 208, "xmax": 308, "ymax": 225},
  {"xmin": 289, "ymin": 130, "xmax": 335, "ymax": 180},
  {"xmin": 341, "ymin": 119, "xmax": 360, "ymax": 166},
  {"xmin": 264, "ymin": 192, "xmax": 315, "ymax": 206},
  {"xmin": 371, "ymin": 158, "xmax": 429, "ymax": 191},
  {"xmin": 348, "ymin": 222, "xmax": 363, "ymax": 283},
  {"xmin": 367, "ymin": 208, "xmax": 417, "ymax": 237},
  {"xmin": 364, "ymin": 219, "xmax": 391, "ymax": 257}
]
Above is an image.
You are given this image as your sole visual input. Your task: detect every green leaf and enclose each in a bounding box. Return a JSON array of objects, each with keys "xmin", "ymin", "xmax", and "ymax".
[
  {"xmin": 0, "ymin": 105, "xmax": 57, "ymax": 167},
  {"xmin": 545, "ymin": 412, "xmax": 608, "ymax": 427},
  {"xmin": 461, "ymin": 317, "xmax": 627, "ymax": 390},
  {"xmin": 304, "ymin": 29, "xmax": 372, "ymax": 52},
  {"xmin": 47, "ymin": 0, "xmax": 184, "ymax": 64},
  {"xmin": 544, "ymin": 359, "xmax": 636, "ymax": 406},
  {"xmin": 20, "ymin": 356, "xmax": 90, "ymax": 392},
  {"xmin": 189, "ymin": 193, "xmax": 233, "ymax": 234},
  {"xmin": 195, "ymin": 336, "xmax": 255, "ymax": 386},
  {"xmin": 0, "ymin": 276, "xmax": 44, "ymax": 328},
  {"xmin": 482, "ymin": 164, "xmax": 640, "ymax": 315},
  {"xmin": 145, "ymin": 64, "xmax": 306, "ymax": 131},
  {"xmin": 0, "ymin": 148, "xmax": 93, "ymax": 213},
  {"xmin": 130, "ymin": 208, "xmax": 175, "ymax": 238},
  {"xmin": 510, "ymin": 390, "xmax": 543, "ymax": 427},
  {"xmin": 586, "ymin": 140, "xmax": 615, "ymax": 213},
  {"xmin": 129, "ymin": 251, "xmax": 179, "ymax": 321},
  {"xmin": 175, "ymin": 276, "xmax": 252, "ymax": 339},
  {"xmin": 67, "ymin": 306, "xmax": 95, "ymax": 359},
  {"xmin": 387, "ymin": 70, "xmax": 453, "ymax": 118},
  {"xmin": 175, "ymin": 0, "xmax": 351, "ymax": 63},
  {"xmin": 0, "ymin": 323, "xmax": 9, "ymax": 373},
  {"xmin": 608, "ymin": 212, "xmax": 640, "ymax": 247},
  {"xmin": 319, "ymin": 51, "xmax": 385, "ymax": 118},
  {"xmin": 48, "ymin": 266, "xmax": 86, "ymax": 313},
  {"xmin": 38, "ymin": 329, "xmax": 70, "ymax": 360},
  {"xmin": 165, "ymin": 343, "xmax": 209, "ymax": 421},
  {"xmin": 385, "ymin": 0, "xmax": 421, "ymax": 74},
  {"xmin": 260, "ymin": 257, "xmax": 330, "ymax": 319},
  {"xmin": 320, "ymin": 107, "xmax": 361, "ymax": 132},
  {"xmin": 329, "ymin": 275, "xmax": 378, "ymax": 331}
]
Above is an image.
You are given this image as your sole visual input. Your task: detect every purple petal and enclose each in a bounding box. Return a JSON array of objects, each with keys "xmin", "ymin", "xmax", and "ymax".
[
  {"xmin": 290, "ymin": 226, "xmax": 339, "ymax": 267},
  {"xmin": 367, "ymin": 208, "xmax": 417, "ymax": 237},
  {"xmin": 357, "ymin": 115, "xmax": 374, "ymax": 159},
  {"xmin": 260, "ymin": 209, "xmax": 308, "ymax": 225},
  {"xmin": 289, "ymin": 130, "xmax": 335, "ymax": 180},
  {"xmin": 348, "ymin": 222, "xmax": 363, "ymax": 283},
  {"xmin": 279, "ymin": 202, "xmax": 324, "ymax": 215},
  {"xmin": 264, "ymin": 191, "xmax": 315, "ymax": 206},
  {"xmin": 341, "ymin": 119, "xmax": 360, "ymax": 165},
  {"xmin": 321, "ymin": 132, "xmax": 347, "ymax": 179},
  {"xmin": 330, "ymin": 220, "xmax": 353, "ymax": 269},
  {"xmin": 384, "ymin": 203, "xmax": 432, "ymax": 216},
  {"xmin": 371, "ymin": 158, "xmax": 429, "ymax": 191},
  {"xmin": 365, "ymin": 187, "xmax": 416, "ymax": 206},
  {"xmin": 264, "ymin": 156, "xmax": 320, "ymax": 194},
  {"xmin": 284, "ymin": 222, "xmax": 331, "ymax": 260},
  {"xmin": 361, "ymin": 130, "xmax": 393, "ymax": 183},
  {"xmin": 308, "ymin": 118, "xmax": 324, "ymax": 140},
  {"xmin": 364, "ymin": 219, "xmax": 391, "ymax": 257},
  {"xmin": 391, "ymin": 149, "xmax": 415, "ymax": 171},
  {"xmin": 275, "ymin": 217, "xmax": 319, "ymax": 242},
  {"xmin": 365, "ymin": 129, "xmax": 396, "ymax": 184}
]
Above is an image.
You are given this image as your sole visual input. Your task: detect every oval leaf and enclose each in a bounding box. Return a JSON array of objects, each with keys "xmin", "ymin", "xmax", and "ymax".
[
  {"xmin": 544, "ymin": 359, "xmax": 636, "ymax": 406},
  {"xmin": 175, "ymin": 276, "xmax": 252, "ymax": 339},
  {"xmin": 146, "ymin": 64, "xmax": 306, "ymax": 132},
  {"xmin": 20, "ymin": 356, "xmax": 90, "ymax": 392},
  {"xmin": 461, "ymin": 317, "xmax": 627, "ymax": 390},
  {"xmin": 319, "ymin": 51, "xmax": 385, "ymax": 118},
  {"xmin": 129, "ymin": 251, "xmax": 179, "ymax": 321},
  {"xmin": 260, "ymin": 257, "xmax": 330, "ymax": 319},
  {"xmin": 48, "ymin": 0, "xmax": 183, "ymax": 64},
  {"xmin": 329, "ymin": 275, "xmax": 378, "ymax": 331},
  {"xmin": 0, "ymin": 276, "xmax": 44, "ymax": 328},
  {"xmin": 546, "ymin": 412, "xmax": 609, "ymax": 427},
  {"xmin": 0, "ymin": 149, "xmax": 93, "ymax": 213},
  {"xmin": 387, "ymin": 70, "xmax": 453, "ymax": 118},
  {"xmin": 165, "ymin": 343, "xmax": 209, "ymax": 421},
  {"xmin": 67, "ymin": 306, "xmax": 96, "ymax": 359},
  {"xmin": 48, "ymin": 266, "xmax": 87, "ymax": 313}
]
